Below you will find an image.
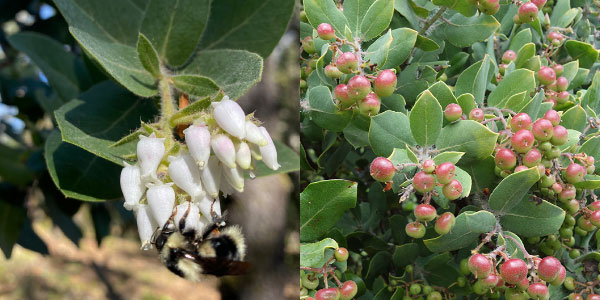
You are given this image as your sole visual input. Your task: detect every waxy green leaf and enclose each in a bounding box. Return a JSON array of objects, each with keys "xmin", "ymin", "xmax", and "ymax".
[{"xmin": 409, "ymin": 91, "xmax": 443, "ymax": 146}]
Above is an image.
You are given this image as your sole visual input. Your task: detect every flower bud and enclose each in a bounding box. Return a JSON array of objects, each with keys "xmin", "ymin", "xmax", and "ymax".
[
  {"xmin": 236, "ymin": 142, "xmax": 252, "ymax": 169},
  {"xmin": 137, "ymin": 133, "xmax": 165, "ymax": 180},
  {"xmin": 174, "ymin": 202, "xmax": 203, "ymax": 233},
  {"xmin": 120, "ymin": 162, "xmax": 145, "ymax": 210},
  {"xmin": 222, "ymin": 165, "xmax": 244, "ymax": 192},
  {"xmin": 258, "ymin": 127, "xmax": 280, "ymax": 170},
  {"xmin": 245, "ymin": 121, "xmax": 267, "ymax": 146},
  {"xmin": 211, "ymin": 134, "xmax": 237, "ymax": 168},
  {"xmin": 199, "ymin": 156, "xmax": 222, "ymax": 198},
  {"xmin": 183, "ymin": 124, "xmax": 211, "ymax": 168},
  {"xmin": 146, "ymin": 182, "xmax": 175, "ymax": 227},
  {"xmin": 195, "ymin": 194, "xmax": 222, "ymax": 218},
  {"xmin": 212, "ymin": 97, "xmax": 246, "ymax": 139},
  {"xmin": 135, "ymin": 204, "xmax": 158, "ymax": 250},
  {"xmin": 168, "ymin": 153, "xmax": 204, "ymax": 200}
]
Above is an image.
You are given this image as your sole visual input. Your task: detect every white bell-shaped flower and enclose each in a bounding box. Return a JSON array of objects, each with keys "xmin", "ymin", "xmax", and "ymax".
[
  {"xmin": 222, "ymin": 165, "xmax": 244, "ymax": 192},
  {"xmin": 245, "ymin": 120, "xmax": 267, "ymax": 146},
  {"xmin": 146, "ymin": 182, "xmax": 175, "ymax": 227},
  {"xmin": 174, "ymin": 202, "xmax": 201, "ymax": 233},
  {"xmin": 211, "ymin": 134, "xmax": 236, "ymax": 168},
  {"xmin": 120, "ymin": 162, "xmax": 145, "ymax": 210},
  {"xmin": 213, "ymin": 97, "xmax": 246, "ymax": 139},
  {"xmin": 200, "ymin": 156, "xmax": 222, "ymax": 199},
  {"xmin": 135, "ymin": 204, "xmax": 158, "ymax": 250},
  {"xmin": 137, "ymin": 133, "xmax": 165, "ymax": 180},
  {"xmin": 195, "ymin": 194, "xmax": 222, "ymax": 218},
  {"xmin": 236, "ymin": 142, "xmax": 252, "ymax": 169},
  {"xmin": 220, "ymin": 178, "xmax": 236, "ymax": 197},
  {"xmin": 258, "ymin": 127, "xmax": 280, "ymax": 170},
  {"xmin": 183, "ymin": 124, "xmax": 211, "ymax": 168},
  {"xmin": 168, "ymin": 153, "xmax": 204, "ymax": 200}
]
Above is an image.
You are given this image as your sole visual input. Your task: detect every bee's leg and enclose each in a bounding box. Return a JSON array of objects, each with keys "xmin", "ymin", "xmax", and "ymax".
[
  {"xmin": 210, "ymin": 198, "xmax": 227, "ymax": 227},
  {"xmin": 178, "ymin": 201, "xmax": 192, "ymax": 231}
]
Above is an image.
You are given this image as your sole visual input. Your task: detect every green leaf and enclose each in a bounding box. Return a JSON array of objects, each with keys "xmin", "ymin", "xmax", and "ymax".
[
  {"xmin": 558, "ymin": 129, "xmax": 581, "ymax": 152},
  {"xmin": 368, "ymin": 111, "xmax": 416, "ymax": 156},
  {"xmin": 432, "ymin": 152, "xmax": 464, "ymax": 165},
  {"xmin": 300, "ymin": 238, "xmax": 339, "ymax": 267},
  {"xmin": 487, "ymin": 69, "xmax": 536, "ymax": 108},
  {"xmin": 562, "ymin": 60, "xmax": 579, "ymax": 83},
  {"xmin": 519, "ymin": 90, "xmax": 544, "ymax": 118},
  {"xmin": 459, "ymin": 156, "xmax": 496, "ymax": 193},
  {"xmin": 198, "ymin": 0, "xmax": 294, "ymax": 58},
  {"xmin": 141, "ymin": 0, "xmax": 210, "ymax": 66},
  {"xmin": 136, "ymin": 33, "xmax": 161, "ymax": 78},
  {"xmin": 508, "ymin": 28, "xmax": 532, "ymax": 52},
  {"xmin": 428, "ymin": 81, "xmax": 457, "ymax": 109},
  {"xmin": 560, "ymin": 105, "xmax": 587, "ymax": 132},
  {"xmin": 7, "ymin": 31, "xmax": 92, "ymax": 103},
  {"xmin": 308, "ymin": 86, "xmax": 352, "ymax": 132},
  {"xmin": 45, "ymin": 130, "xmax": 123, "ymax": 202},
  {"xmin": 300, "ymin": 180, "xmax": 357, "ymax": 242},
  {"xmin": 0, "ymin": 144, "xmax": 34, "ymax": 187},
  {"xmin": 443, "ymin": 14, "xmax": 500, "ymax": 48},
  {"xmin": 344, "ymin": 0, "xmax": 376, "ymax": 35},
  {"xmin": 499, "ymin": 196, "xmax": 565, "ymax": 237},
  {"xmin": 397, "ymin": 64, "xmax": 437, "ymax": 104},
  {"xmin": 360, "ymin": 0, "xmax": 394, "ymax": 41},
  {"xmin": 424, "ymin": 210, "xmax": 496, "ymax": 252},
  {"xmin": 456, "ymin": 93, "xmax": 476, "ymax": 115},
  {"xmin": 565, "ymin": 40, "xmax": 599, "ymax": 69},
  {"xmin": 504, "ymin": 91, "xmax": 528, "ymax": 112},
  {"xmin": 574, "ymin": 175, "xmax": 600, "ymax": 189},
  {"xmin": 489, "ymin": 167, "xmax": 540, "ymax": 213},
  {"xmin": 54, "ymin": 81, "xmax": 158, "ymax": 166},
  {"xmin": 581, "ymin": 71, "xmax": 600, "ymax": 112},
  {"xmin": 550, "ymin": 0, "xmax": 570, "ymax": 26},
  {"xmin": 498, "ymin": 232, "xmax": 525, "ymax": 260},
  {"xmin": 392, "ymin": 243, "xmax": 419, "ymax": 270},
  {"xmin": 380, "ymin": 94, "xmax": 407, "ymax": 113},
  {"xmin": 0, "ymin": 200, "xmax": 26, "ymax": 258},
  {"xmin": 569, "ymin": 68, "xmax": 590, "ymax": 90},
  {"xmin": 432, "ymin": 0, "xmax": 477, "ymax": 17},
  {"xmin": 365, "ymin": 28, "xmax": 418, "ymax": 68},
  {"xmin": 415, "ymin": 34, "xmax": 440, "ymax": 51},
  {"xmin": 364, "ymin": 251, "xmax": 393, "ymax": 287},
  {"xmin": 409, "ymin": 90, "xmax": 443, "ymax": 146},
  {"xmin": 343, "ymin": 115, "xmax": 371, "ymax": 148},
  {"xmin": 304, "ymin": 0, "xmax": 350, "ymax": 35},
  {"xmin": 455, "ymin": 56, "xmax": 491, "ymax": 106},
  {"xmin": 170, "ymin": 75, "xmax": 220, "ymax": 98},
  {"xmin": 436, "ymin": 120, "xmax": 499, "ymax": 161},
  {"xmin": 394, "ymin": 0, "xmax": 420, "ymax": 29},
  {"xmin": 513, "ymin": 43, "xmax": 535, "ymax": 69},
  {"xmin": 579, "ymin": 136, "xmax": 600, "ymax": 170}
]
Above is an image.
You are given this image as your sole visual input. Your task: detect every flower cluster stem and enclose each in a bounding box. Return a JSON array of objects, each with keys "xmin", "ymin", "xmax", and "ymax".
[{"xmin": 158, "ymin": 77, "xmax": 176, "ymax": 137}]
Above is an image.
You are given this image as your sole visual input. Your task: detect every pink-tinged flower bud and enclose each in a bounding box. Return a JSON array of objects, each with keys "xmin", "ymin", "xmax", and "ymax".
[
  {"xmin": 244, "ymin": 121, "xmax": 267, "ymax": 146},
  {"xmin": 212, "ymin": 97, "xmax": 246, "ymax": 139},
  {"xmin": 146, "ymin": 183, "xmax": 175, "ymax": 227},
  {"xmin": 222, "ymin": 165, "xmax": 244, "ymax": 192},
  {"xmin": 195, "ymin": 194, "xmax": 222, "ymax": 218},
  {"xmin": 211, "ymin": 134, "xmax": 237, "ymax": 168},
  {"xmin": 236, "ymin": 142, "xmax": 252, "ymax": 169},
  {"xmin": 120, "ymin": 162, "xmax": 145, "ymax": 210},
  {"xmin": 258, "ymin": 127, "xmax": 280, "ymax": 170},
  {"xmin": 183, "ymin": 124, "xmax": 211, "ymax": 168},
  {"xmin": 199, "ymin": 156, "xmax": 222, "ymax": 198},
  {"xmin": 174, "ymin": 202, "xmax": 203, "ymax": 233},
  {"xmin": 135, "ymin": 204, "xmax": 158, "ymax": 250},
  {"xmin": 168, "ymin": 153, "xmax": 204, "ymax": 200},
  {"xmin": 137, "ymin": 133, "xmax": 165, "ymax": 179}
]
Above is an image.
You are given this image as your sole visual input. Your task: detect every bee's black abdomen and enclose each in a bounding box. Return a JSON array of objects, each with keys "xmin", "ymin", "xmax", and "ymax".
[{"xmin": 211, "ymin": 236, "xmax": 239, "ymax": 260}]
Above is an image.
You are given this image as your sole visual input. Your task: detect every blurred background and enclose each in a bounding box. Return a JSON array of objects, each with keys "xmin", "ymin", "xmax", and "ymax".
[{"xmin": 0, "ymin": 1, "xmax": 300, "ymax": 299}]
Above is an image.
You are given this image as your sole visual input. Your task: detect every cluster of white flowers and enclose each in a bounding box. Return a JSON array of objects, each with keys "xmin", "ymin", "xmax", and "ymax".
[{"xmin": 119, "ymin": 96, "xmax": 280, "ymax": 249}]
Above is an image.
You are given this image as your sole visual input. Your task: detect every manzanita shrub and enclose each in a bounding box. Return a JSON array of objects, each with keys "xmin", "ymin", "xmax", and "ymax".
[{"xmin": 299, "ymin": 0, "xmax": 600, "ymax": 299}]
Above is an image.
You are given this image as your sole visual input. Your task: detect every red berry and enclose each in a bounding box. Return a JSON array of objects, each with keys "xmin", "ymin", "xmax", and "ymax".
[
  {"xmin": 315, "ymin": 287, "xmax": 340, "ymax": 300},
  {"xmin": 589, "ymin": 201, "xmax": 600, "ymax": 211},
  {"xmin": 478, "ymin": 0, "xmax": 500, "ymax": 15},
  {"xmin": 511, "ymin": 113, "xmax": 533, "ymax": 132},
  {"xmin": 556, "ymin": 76, "xmax": 568, "ymax": 92},
  {"xmin": 434, "ymin": 212, "xmax": 455, "ymax": 235},
  {"xmin": 370, "ymin": 157, "xmax": 395, "ymax": 182},
  {"xmin": 569, "ymin": 294, "xmax": 584, "ymax": 300},
  {"xmin": 588, "ymin": 294, "xmax": 600, "ymax": 300},
  {"xmin": 358, "ymin": 92, "xmax": 380, "ymax": 116},
  {"xmin": 335, "ymin": 84, "xmax": 353, "ymax": 107},
  {"xmin": 523, "ymin": 148, "xmax": 542, "ymax": 167},
  {"xmin": 480, "ymin": 273, "xmax": 500, "ymax": 288},
  {"xmin": 516, "ymin": 277, "xmax": 530, "ymax": 290},
  {"xmin": 532, "ymin": 118, "xmax": 554, "ymax": 142},
  {"xmin": 551, "ymin": 125, "xmax": 568, "ymax": 146},
  {"xmin": 518, "ymin": 2, "xmax": 539, "ymax": 23},
  {"xmin": 550, "ymin": 265, "xmax": 566, "ymax": 286},
  {"xmin": 444, "ymin": 103, "xmax": 463, "ymax": 122},
  {"xmin": 500, "ymin": 258, "xmax": 528, "ymax": 284},
  {"xmin": 515, "ymin": 165, "xmax": 528, "ymax": 172},
  {"xmin": 324, "ymin": 65, "xmax": 343, "ymax": 79},
  {"xmin": 414, "ymin": 204, "xmax": 437, "ymax": 221},
  {"xmin": 511, "ymin": 129, "xmax": 535, "ymax": 153},
  {"xmin": 347, "ymin": 75, "xmax": 371, "ymax": 101},
  {"xmin": 548, "ymin": 32, "xmax": 563, "ymax": 43},
  {"xmin": 565, "ymin": 163, "xmax": 586, "ymax": 183},
  {"xmin": 537, "ymin": 66, "xmax": 557, "ymax": 86},
  {"xmin": 531, "ymin": 0, "xmax": 547, "ymax": 9},
  {"xmin": 413, "ymin": 171, "xmax": 436, "ymax": 193},
  {"xmin": 551, "ymin": 182, "xmax": 563, "ymax": 194},
  {"xmin": 590, "ymin": 211, "xmax": 600, "ymax": 227},
  {"xmin": 317, "ymin": 23, "xmax": 336, "ymax": 40},
  {"xmin": 374, "ymin": 69, "xmax": 397, "ymax": 97},
  {"xmin": 527, "ymin": 283, "xmax": 549, "ymax": 299},
  {"xmin": 442, "ymin": 179, "xmax": 463, "ymax": 200},
  {"xmin": 555, "ymin": 91, "xmax": 569, "ymax": 104},
  {"xmin": 495, "ymin": 148, "xmax": 517, "ymax": 170},
  {"xmin": 335, "ymin": 247, "xmax": 349, "ymax": 262},
  {"xmin": 468, "ymin": 254, "xmax": 492, "ymax": 278},
  {"xmin": 559, "ymin": 184, "xmax": 576, "ymax": 202},
  {"xmin": 543, "ymin": 110, "xmax": 561, "ymax": 126},
  {"xmin": 537, "ymin": 256, "xmax": 561, "ymax": 282},
  {"xmin": 502, "ymin": 50, "xmax": 517, "ymax": 63},
  {"xmin": 552, "ymin": 63, "xmax": 564, "ymax": 76},
  {"xmin": 339, "ymin": 281, "xmax": 357, "ymax": 300},
  {"xmin": 469, "ymin": 108, "xmax": 485, "ymax": 122},
  {"xmin": 435, "ymin": 162, "xmax": 456, "ymax": 184},
  {"xmin": 405, "ymin": 222, "xmax": 426, "ymax": 238},
  {"xmin": 422, "ymin": 159, "xmax": 435, "ymax": 174},
  {"xmin": 336, "ymin": 52, "xmax": 358, "ymax": 74}
]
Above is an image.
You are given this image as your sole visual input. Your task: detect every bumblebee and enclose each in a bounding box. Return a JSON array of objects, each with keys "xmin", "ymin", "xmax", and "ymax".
[{"xmin": 152, "ymin": 203, "xmax": 250, "ymax": 281}]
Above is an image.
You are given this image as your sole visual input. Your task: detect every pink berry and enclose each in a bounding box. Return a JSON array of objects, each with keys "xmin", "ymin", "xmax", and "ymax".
[
  {"xmin": 495, "ymin": 148, "xmax": 517, "ymax": 170},
  {"xmin": 589, "ymin": 201, "xmax": 600, "ymax": 211},
  {"xmin": 590, "ymin": 211, "xmax": 600, "ymax": 227},
  {"xmin": 551, "ymin": 182, "xmax": 563, "ymax": 194},
  {"xmin": 518, "ymin": 2, "xmax": 539, "ymax": 23},
  {"xmin": 445, "ymin": 103, "xmax": 463, "ymax": 122},
  {"xmin": 414, "ymin": 204, "xmax": 437, "ymax": 221},
  {"xmin": 523, "ymin": 148, "xmax": 542, "ymax": 167},
  {"xmin": 413, "ymin": 171, "xmax": 436, "ymax": 193},
  {"xmin": 565, "ymin": 163, "xmax": 586, "ymax": 184},
  {"xmin": 336, "ymin": 52, "xmax": 358, "ymax": 74},
  {"xmin": 552, "ymin": 63, "xmax": 564, "ymax": 76},
  {"xmin": 370, "ymin": 157, "xmax": 395, "ymax": 182},
  {"xmin": 374, "ymin": 69, "xmax": 397, "ymax": 98},
  {"xmin": 347, "ymin": 75, "xmax": 371, "ymax": 101},
  {"xmin": 559, "ymin": 184, "xmax": 576, "ymax": 202},
  {"xmin": 442, "ymin": 179, "xmax": 463, "ymax": 200},
  {"xmin": 515, "ymin": 165, "xmax": 528, "ymax": 172},
  {"xmin": 434, "ymin": 212, "xmax": 455, "ymax": 235},
  {"xmin": 550, "ymin": 265, "xmax": 566, "ymax": 286},
  {"xmin": 511, "ymin": 113, "xmax": 533, "ymax": 132},
  {"xmin": 422, "ymin": 159, "xmax": 435, "ymax": 173},
  {"xmin": 531, "ymin": 0, "xmax": 547, "ymax": 8},
  {"xmin": 556, "ymin": 76, "xmax": 568, "ymax": 92},
  {"xmin": 317, "ymin": 23, "xmax": 336, "ymax": 40},
  {"xmin": 468, "ymin": 254, "xmax": 492, "ymax": 278},
  {"xmin": 527, "ymin": 283, "xmax": 549, "ymax": 299},
  {"xmin": 335, "ymin": 84, "xmax": 354, "ymax": 108},
  {"xmin": 405, "ymin": 222, "xmax": 426, "ymax": 238},
  {"xmin": 500, "ymin": 258, "xmax": 528, "ymax": 284},
  {"xmin": 511, "ymin": 129, "xmax": 535, "ymax": 153},
  {"xmin": 544, "ymin": 110, "xmax": 561, "ymax": 126},
  {"xmin": 556, "ymin": 91, "xmax": 569, "ymax": 104},
  {"xmin": 478, "ymin": 0, "xmax": 500, "ymax": 15},
  {"xmin": 324, "ymin": 65, "xmax": 343, "ymax": 79},
  {"xmin": 551, "ymin": 125, "xmax": 568, "ymax": 146},
  {"xmin": 537, "ymin": 66, "xmax": 557, "ymax": 86},
  {"xmin": 339, "ymin": 281, "xmax": 357, "ymax": 300},
  {"xmin": 502, "ymin": 50, "xmax": 517, "ymax": 63},
  {"xmin": 315, "ymin": 287, "xmax": 340, "ymax": 300},
  {"xmin": 469, "ymin": 108, "xmax": 485, "ymax": 122},
  {"xmin": 537, "ymin": 256, "xmax": 561, "ymax": 282},
  {"xmin": 548, "ymin": 32, "xmax": 563, "ymax": 43},
  {"xmin": 480, "ymin": 273, "xmax": 500, "ymax": 288},
  {"xmin": 435, "ymin": 162, "xmax": 456, "ymax": 184},
  {"xmin": 532, "ymin": 118, "xmax": 554, "ymax": 141},
  {"xmin": 358, "ymin": 92, "xmax": 380, "ymax": 116}
]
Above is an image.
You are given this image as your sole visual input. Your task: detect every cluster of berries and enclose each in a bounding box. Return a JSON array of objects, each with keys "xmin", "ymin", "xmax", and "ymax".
[
  {"xmin": 406, "ymin": 205, "xmax": 456, "ymax": 238},
  {"xmin": 300, "ymin": 247, "xmax": 358, "ymax": 300},
  {"xmin": 119, "ymin": 97, "xmax": 280, "ymax": 248},
  {"xmin": 462, "ymin": 254, "xmax": 565, "ymax": 299}
]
